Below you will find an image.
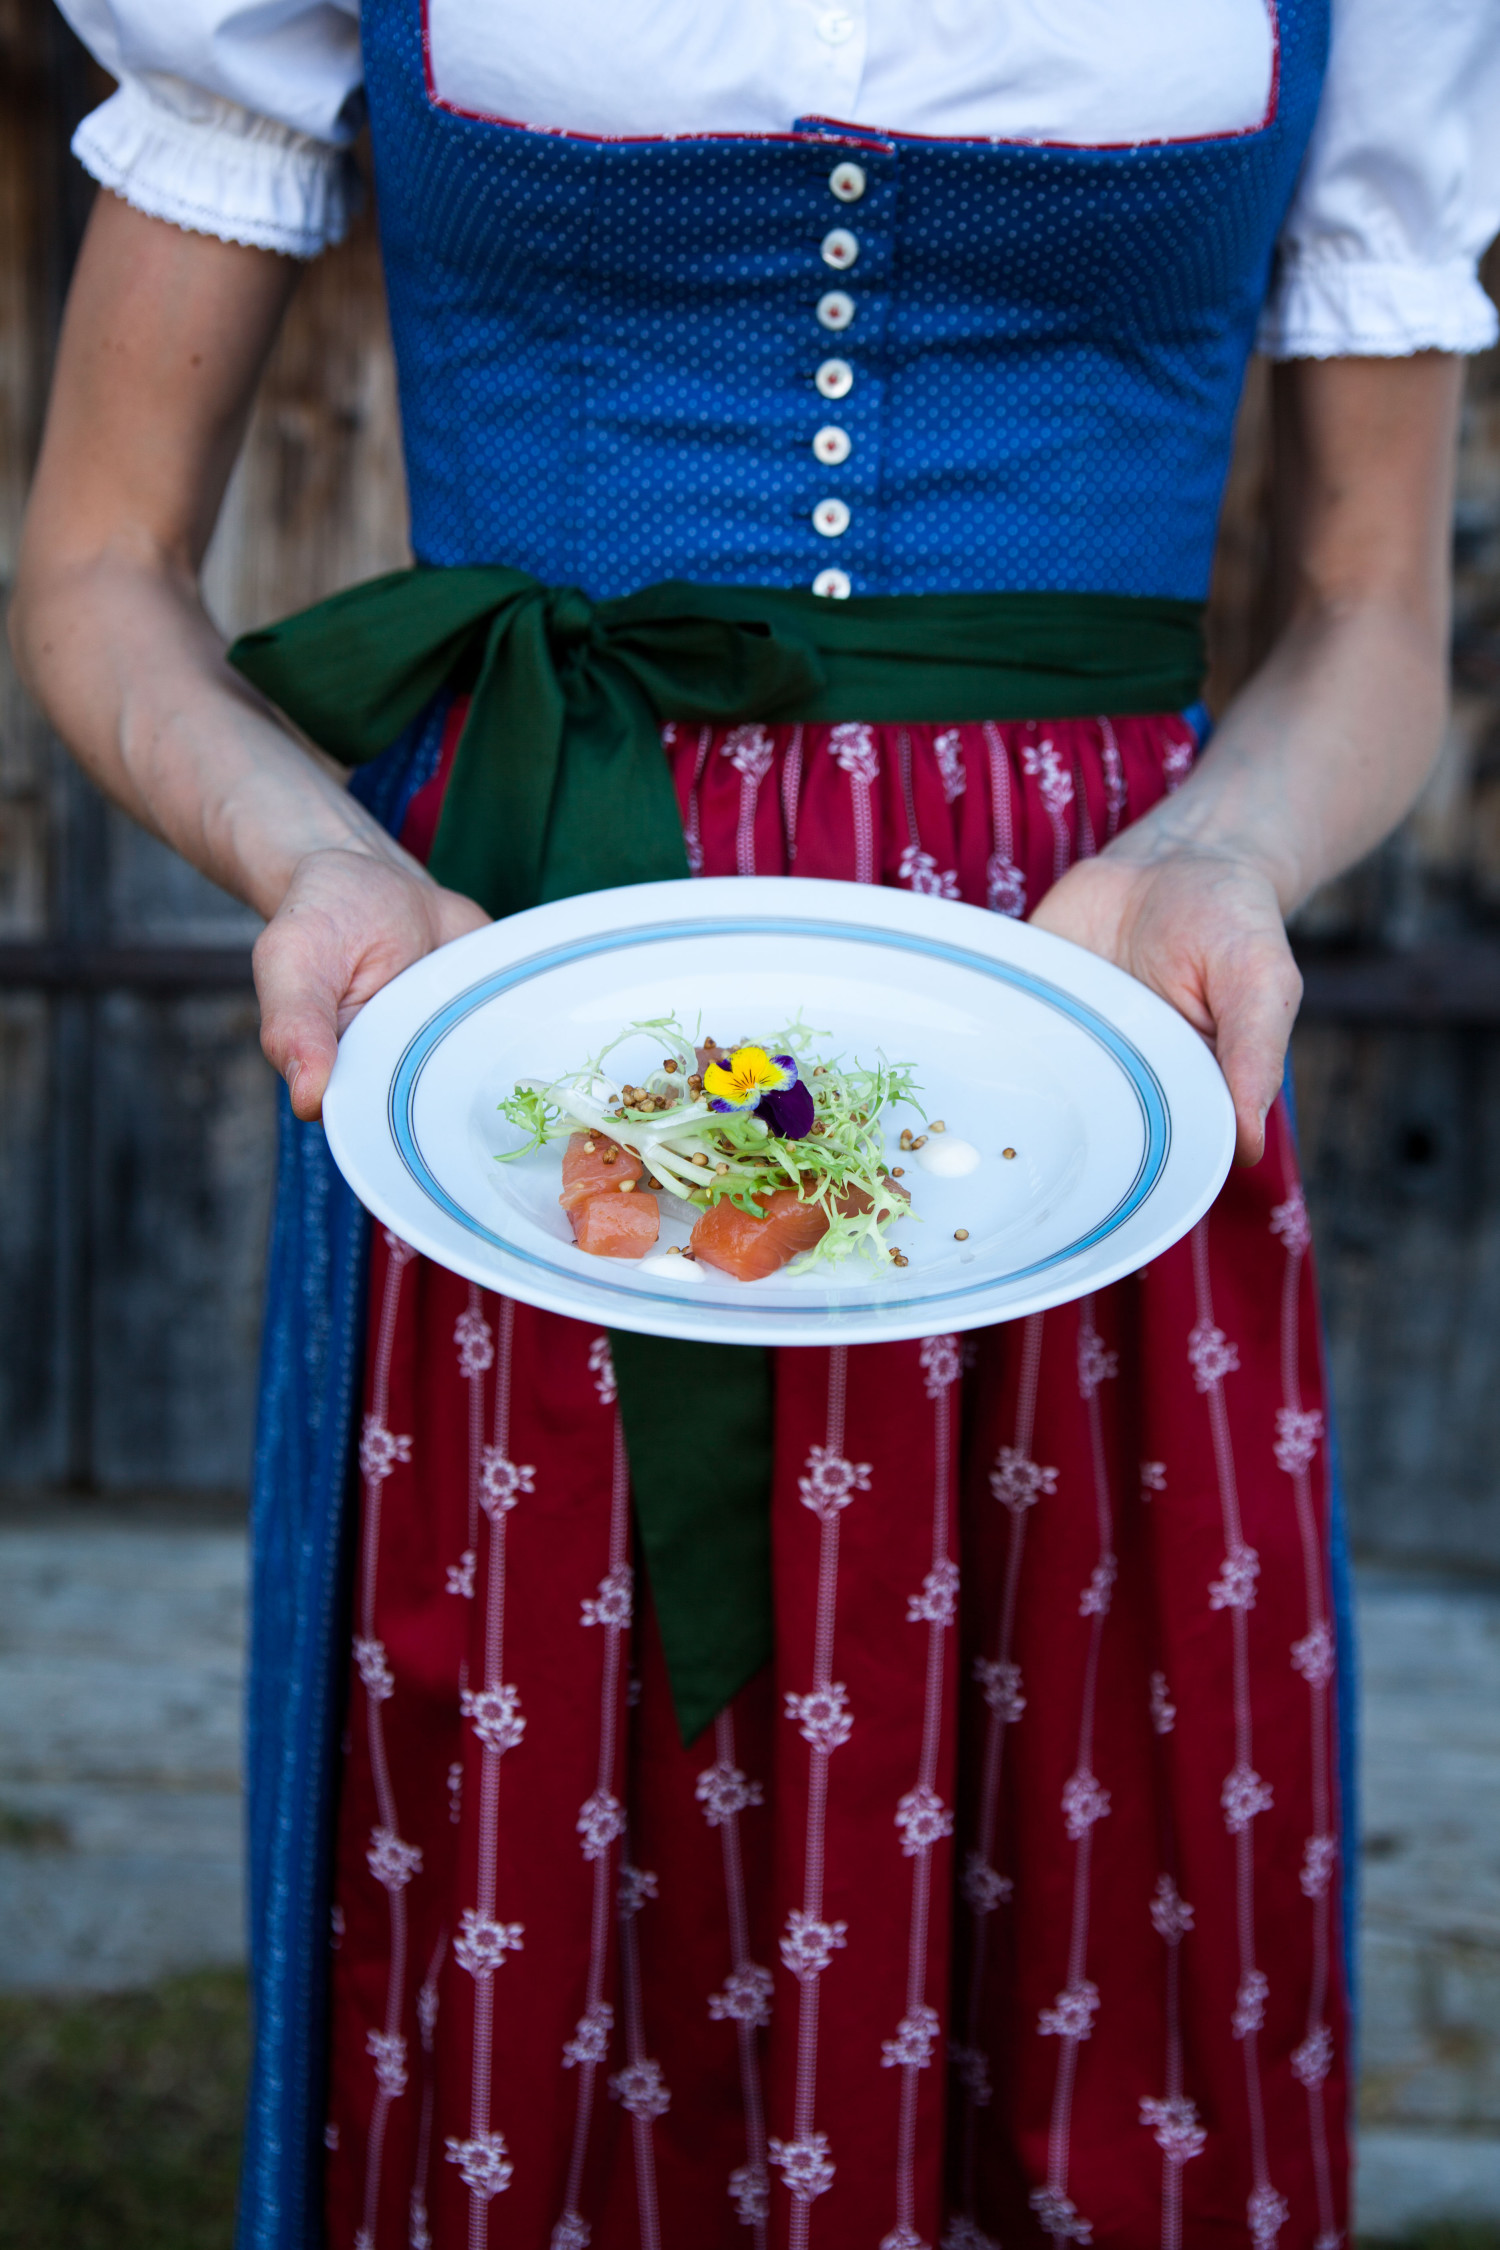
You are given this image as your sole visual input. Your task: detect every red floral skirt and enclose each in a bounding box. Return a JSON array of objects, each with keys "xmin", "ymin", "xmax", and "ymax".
[{"xmin": 324, "ymin": 716, "xmax": 1348, "ymax": 2250}]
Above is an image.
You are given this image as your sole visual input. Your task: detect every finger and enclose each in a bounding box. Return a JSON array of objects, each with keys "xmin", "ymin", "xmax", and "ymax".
[
  {"xmin": 433, "ymin": 887, "xmax": 493, "ymax": 946},
  {"xmin": 1209, "ymin": 947, "xmax": 1303, "ymax": 1166},
  {"xmin": 253, "ymin": 921, "xmax": 343, "ymax": 1122}
]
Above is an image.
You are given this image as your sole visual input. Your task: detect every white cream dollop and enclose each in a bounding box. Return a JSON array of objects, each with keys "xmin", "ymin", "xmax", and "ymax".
[
  {"xmin": 915, "ymin": 1134, "xmax": 981, "ymax": 1179},
  {"xmin": 637, "ymin": 1249, "xmax": 707, "ymax": 1281}
]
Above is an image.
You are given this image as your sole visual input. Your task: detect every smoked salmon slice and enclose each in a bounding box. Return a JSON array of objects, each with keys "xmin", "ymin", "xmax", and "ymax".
[
  {"xmin": 560, "ymin": 1132, "xmax": 660, "ymax": 1258},
  {"xmin": 570, "ymin": 1191, "xmax": 660, "ymax": 1258},
  {"xmin": 690, "ymin": 1186, "xmax": 830, "ymax": 1281},
  {"xmin": 560, "ymin": 1131, "xmax": 645, "ymax": 1207},
  {"xmin": 689, "ymin": 1174, "xmax": 910, "ymax": 1281}
]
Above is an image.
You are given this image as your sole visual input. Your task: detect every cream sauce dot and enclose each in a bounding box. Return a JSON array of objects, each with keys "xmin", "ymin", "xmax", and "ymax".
[
  {"xmin": 915, "ymin": 1134, "xmax": 981, "ymax": 1178},
  {"xmin": 637, "ymin": 1249, "xmax": 707, "ymax": 1281}
]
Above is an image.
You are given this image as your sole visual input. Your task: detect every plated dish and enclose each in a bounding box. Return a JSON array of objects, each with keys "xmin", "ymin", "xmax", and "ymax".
[
  {"xmin": 321, "ymin": 876, "xmax": 1236, "ymax": 1347},
  {"xmin": 502, "ymin": 1017, "xmax": 920, "ymax": 1278}
]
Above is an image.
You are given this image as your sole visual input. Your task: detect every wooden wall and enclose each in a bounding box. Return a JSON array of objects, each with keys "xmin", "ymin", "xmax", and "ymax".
[
  {"xmin": 3, "ymin": 4, "xmax": 1499, "ymax": 1562},
  {"xmin": 0, "ymin": 4, "xmax": 406, "ymax": 1491},
  {"xmin": 1290, "ymin": 280, "xmax": 1500, "ymax": 1569}
]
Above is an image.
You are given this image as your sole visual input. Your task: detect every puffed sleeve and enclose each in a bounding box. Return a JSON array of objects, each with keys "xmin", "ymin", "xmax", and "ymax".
[
  {"xmin": 56, "ymin": 0, "xmax": 364, "ymax": 259},
  {"xmin": 1259, "ymin": 0, "xmax": 1500, "ymax": 358}
]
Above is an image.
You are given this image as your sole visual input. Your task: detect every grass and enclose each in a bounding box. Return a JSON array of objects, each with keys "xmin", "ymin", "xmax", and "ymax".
[{"xmin": 0, "ymin": 1970, "xmax": 248, "ymax": 2250}]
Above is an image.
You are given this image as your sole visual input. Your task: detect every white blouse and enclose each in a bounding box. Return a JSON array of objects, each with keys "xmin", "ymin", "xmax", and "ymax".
[{"xmin": 57, "ymin": 0, "xmax": 1500, "ymax": 358}]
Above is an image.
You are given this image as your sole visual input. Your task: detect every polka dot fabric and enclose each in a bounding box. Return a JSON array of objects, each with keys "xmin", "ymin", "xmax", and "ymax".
[{"xmin": 363, "ymin": 0, "xmax": 1325, "ymax": 602}]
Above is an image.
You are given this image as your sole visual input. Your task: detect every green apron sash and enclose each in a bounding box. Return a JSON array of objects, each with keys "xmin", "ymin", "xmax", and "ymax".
[{"xmin": 230, "ymin": 565, "xmax": 1203, "ymax": 1741}]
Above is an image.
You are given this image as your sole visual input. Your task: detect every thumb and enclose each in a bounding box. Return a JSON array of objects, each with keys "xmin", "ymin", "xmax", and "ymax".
[
  {"xmin": 1209, "ymin": 948, "xmax": 1302, "ymax": 1167},
  {"xmin": 253, "ymin": 922, "xmax": 343, "ymax": 1122}
]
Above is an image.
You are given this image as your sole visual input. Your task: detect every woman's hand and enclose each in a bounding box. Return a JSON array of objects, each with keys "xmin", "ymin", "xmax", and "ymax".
[
  {"xmin": 1031, "ymin": 846, "xmax": 1301, "ymax": 1167},
  {"xmin": 254, "ymin": 849, "xmax": 490, "ymax": 1120}
]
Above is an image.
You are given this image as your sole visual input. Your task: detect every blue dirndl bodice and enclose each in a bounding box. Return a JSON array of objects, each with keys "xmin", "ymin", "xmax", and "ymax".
[{"xmin": 367, "ymin": 0, "xmax": 1323, "ymax": 601}]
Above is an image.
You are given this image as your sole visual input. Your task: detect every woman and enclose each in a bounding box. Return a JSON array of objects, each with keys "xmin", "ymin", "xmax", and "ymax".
[{"xmin": 14, "ymin": 3, "xmax": 1499, "ymax": 2245}]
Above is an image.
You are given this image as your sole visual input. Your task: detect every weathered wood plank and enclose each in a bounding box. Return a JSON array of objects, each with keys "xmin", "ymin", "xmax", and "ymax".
[
  {"xmin": 0, "ymin": 992, "xmax": 63, "ymax": 1482},
  {"xmin": 1293, "ymin": 1018, "xmax": 1500, "ymax": 1567},
  {"xmin": 0, "ymin": 943, "xmax": 256, "ymax": 989},
  {"xmin": 87, "ymin": 993, "xmax": 277, "ymax": 1489},
  {"xmin": 200, "ymin": 182, "xmax": 409, "ymax": 641},
  {"xmin": 1298, "ymin": 940, "xmax": 1500, "ymax": 1024},
  {"xmin": 0, "ymin": 12, "xmax": 406, "ymax": 1487}
]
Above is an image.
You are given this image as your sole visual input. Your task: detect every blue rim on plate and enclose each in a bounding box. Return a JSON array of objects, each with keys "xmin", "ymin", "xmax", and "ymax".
[{"xmin": 387, "ymin": 915, "xmax": 1171, "ymax": 1319}]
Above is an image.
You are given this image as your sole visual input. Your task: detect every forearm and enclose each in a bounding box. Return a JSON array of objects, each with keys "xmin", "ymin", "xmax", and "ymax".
[
  {"xmin": 1032, "ymin": 355, "xmax": 1463, "ymax": 1163},
  {"xmin": 12, "ymin": 540, "xmax": 417, "ymax": 921},
  {"xmin": 1104, "ymin": 584, "xmax": 1448, "ymax": 913},
  {"xmin": 1101, "ymin": 351, "xmax": 1462, "ymax": 911},
  {"xmin": 9, "ymin": 192, "xmax": 428, "ymax": 921}
]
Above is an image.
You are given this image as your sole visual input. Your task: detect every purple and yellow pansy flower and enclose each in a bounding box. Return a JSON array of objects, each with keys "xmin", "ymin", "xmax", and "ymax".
[{"xmin": 702, "ymin": 1044, "xmax": 815, "ymax": 1140}]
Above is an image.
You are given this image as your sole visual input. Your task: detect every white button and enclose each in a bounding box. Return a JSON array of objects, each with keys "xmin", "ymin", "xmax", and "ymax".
[
  {"xmin": 815, "ymin": 357, "xmax": 854, "ymax": 400},
  {"xmin": 830, "ymin": 161, "xmax": 866, "ymax": 203},
  {"xmin": 813, "ymin": 425, "xmax": 851, "ymax": 465},
  {"xmin": 813, "ymin": 567, "xmax": 852, "ymax": 599},
  {"xmin": 817, "ymin": 9, "xmax": 855, "ymax": 43},
  {"xmin": 821, "ymin": 227, "xmax": 859, "ymax": 271},
  {"xmin": 816, "ymin": 290, "xmax": 855, "ymax": 331},
  {"xmin": 813, "ymin": 497, "xmax": 851, "ymax": 538}
]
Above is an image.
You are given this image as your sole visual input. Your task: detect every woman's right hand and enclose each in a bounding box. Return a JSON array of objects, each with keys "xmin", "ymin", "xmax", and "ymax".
[{"xmin": 253, "ymin": 848, "xmax": 489, "ymax": 1120}]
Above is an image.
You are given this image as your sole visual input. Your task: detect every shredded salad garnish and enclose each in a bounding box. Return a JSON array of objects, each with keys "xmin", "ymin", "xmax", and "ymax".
[{"xmin": 498, "ymin": 1014, "xmax": 922, "ymax": 1269}]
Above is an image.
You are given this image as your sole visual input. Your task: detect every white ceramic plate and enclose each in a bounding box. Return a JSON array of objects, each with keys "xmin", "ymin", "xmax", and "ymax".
[{"xmin": 322, "ymin": 876, "xmax": 1235, "ymax": 1346}]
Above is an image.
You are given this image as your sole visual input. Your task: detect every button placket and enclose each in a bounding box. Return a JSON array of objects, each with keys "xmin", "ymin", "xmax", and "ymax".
[{"xmin": 806, "ymin": 146, "xmax": 888, "ymax": 596}]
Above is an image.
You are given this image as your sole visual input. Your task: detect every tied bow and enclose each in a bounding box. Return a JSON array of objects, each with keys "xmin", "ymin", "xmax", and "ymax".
[
  {"xmin": 230, "ymin": 565, "xmax": 829, "ymax": 1740},
  {"xmin": 231, "ymin": 564, "xmax": 827, "ymax": 920}
]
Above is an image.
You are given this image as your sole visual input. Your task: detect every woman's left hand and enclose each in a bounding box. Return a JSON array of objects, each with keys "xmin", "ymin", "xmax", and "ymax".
[{"xmin": 1030, "ymin": 844, "xmax": 1302, "ymax": 1167}]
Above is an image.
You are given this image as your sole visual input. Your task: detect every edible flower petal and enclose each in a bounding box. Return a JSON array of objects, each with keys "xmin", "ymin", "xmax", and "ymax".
[
  {"xmin": 704, "ymin": 1044, "xmax": 796, "ymax": 1113},
  {"xmin": 760, "ymin": 1077, "xmax": 815, "ymax": 1140}
]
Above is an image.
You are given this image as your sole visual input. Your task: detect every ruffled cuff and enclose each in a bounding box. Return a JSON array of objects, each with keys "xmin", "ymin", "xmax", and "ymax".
[
  {"xmin": 1258, "ymin": 252, "xmax": 1499, "ymax": 359},
  {"xmin": 72, "ymin": 78, "xmax": 358, "ymax": 260}
]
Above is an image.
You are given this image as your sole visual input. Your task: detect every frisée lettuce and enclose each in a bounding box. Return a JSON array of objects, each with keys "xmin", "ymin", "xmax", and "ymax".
[{"xmin": 497, "ymin": 1014, "xmax": 922, "ymax": 1270}]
